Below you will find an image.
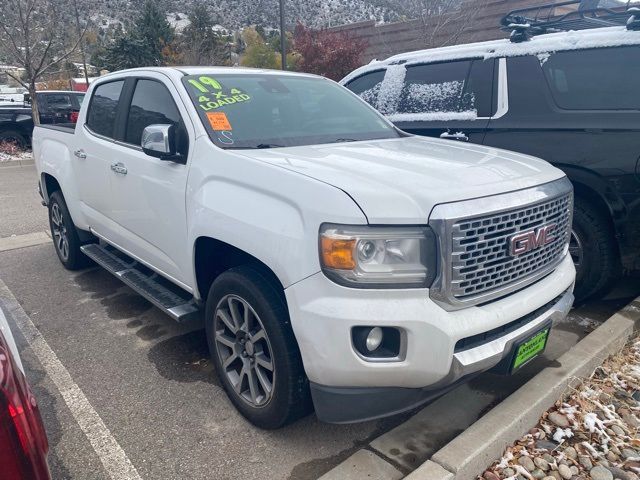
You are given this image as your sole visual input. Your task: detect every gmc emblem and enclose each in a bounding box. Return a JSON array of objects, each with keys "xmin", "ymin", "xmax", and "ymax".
[{"xmin": 509, "ymin": 223, "xmax": 557, "ymax": 256}]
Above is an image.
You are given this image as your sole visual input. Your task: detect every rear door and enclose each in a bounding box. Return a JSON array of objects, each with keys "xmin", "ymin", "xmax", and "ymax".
[
  {"xmin": 106, "ymin": 74, "xmax": 193, "ymax": 287},
  {"xmin": 74, "ymin": 79, "xmax": 126, "ymax": 233}
]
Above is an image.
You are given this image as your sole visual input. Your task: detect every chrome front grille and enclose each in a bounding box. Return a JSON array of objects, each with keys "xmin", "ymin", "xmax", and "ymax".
[
  {"xmin": 429, "ymin": 178, "xmax": 574, "ymax": 310},
  {"xmin": 451, "ymin": 193, "xmax": 572, "ymax": 299}
]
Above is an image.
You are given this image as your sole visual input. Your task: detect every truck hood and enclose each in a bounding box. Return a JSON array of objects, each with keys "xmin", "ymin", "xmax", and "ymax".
[{"xmin": 235, "ymin": 136, "xmax": 566, "ymax": 224}]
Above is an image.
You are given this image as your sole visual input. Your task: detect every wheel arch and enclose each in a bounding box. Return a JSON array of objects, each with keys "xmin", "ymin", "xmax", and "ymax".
[
  {"xmin": 40, "ymin": 172, "xmax": 61, "ymax": 204},
  {"xmin": 193, "ymin": 236, "xmax": 287, "ymax": 305},
  {"xmin": 558, "ymin": 165, "xmax": 626, "ymax": 236},
  {"xmin": 0, "ymin": 122, "xmax": 30, "ymax": 139}
]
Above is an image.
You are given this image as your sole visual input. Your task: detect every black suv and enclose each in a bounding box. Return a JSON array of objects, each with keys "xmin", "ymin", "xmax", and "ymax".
[
  {"xmin": 0, "ymin": 90, "xmax": 85, "ymax": 147},
  {"xmin": 342, "ymin": 4, "xmax": 640, "ymax": 302}
]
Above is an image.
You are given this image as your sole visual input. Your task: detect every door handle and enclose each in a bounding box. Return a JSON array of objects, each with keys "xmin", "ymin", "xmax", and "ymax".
[
  {"xmin": 440, "ymin": 131, "xmax": 469, "ymax": 142},
  {"xmin": 74, "ymin": 149, "xmax": 87, "ymax": 159},
  {"xmin": 110, "ymin": 162, "xmax": 127, "ymax": 175}
]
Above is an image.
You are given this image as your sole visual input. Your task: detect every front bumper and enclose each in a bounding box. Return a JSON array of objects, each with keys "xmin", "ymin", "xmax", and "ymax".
[
  {"xmin": 309, "ymin": 289, "xmax": 572, "ymax": 423},
  {"xmin": 285, "ymin": 254, "xmax": 575, "ymax": 423}
]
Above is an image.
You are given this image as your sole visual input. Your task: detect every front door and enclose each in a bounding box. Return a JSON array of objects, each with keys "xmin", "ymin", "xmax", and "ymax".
[{"xmin": 106, "ymin": 75, "xmax": 193, "ymax": 287}]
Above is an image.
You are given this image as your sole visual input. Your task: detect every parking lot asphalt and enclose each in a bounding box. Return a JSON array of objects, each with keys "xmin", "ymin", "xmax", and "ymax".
[
  {"xmin": 1, "ymin": 164, "xmax": 639, "ymax": 479},
  {"xmin": 0, "ymin": 162, "xmax": 49, "ymax": 238}
]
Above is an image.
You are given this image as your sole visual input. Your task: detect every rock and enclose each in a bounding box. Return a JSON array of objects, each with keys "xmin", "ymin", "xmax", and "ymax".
[
  {"xmin": 570, "ymin": 465, "xmax": 579, "ymax": 476},
  {"xmin": 519, "ymin": 456, "xmax": 536, "ymax": 472},
  {"xmin": 607, "ymin": 451, "xmax": 619, "ymax": 462},
  {"xmin": 543, "ymin": 453, "xmax": 555, "ymax": 465},
  {"xmin": 564, "ymin": 447, "xmax": 578, "ymax": 460},
  {"xmin": 611, "ymin": 445, "xmax": 622, "ymax": 456},
  {"xmin": 532, "ymin": 469, "xmax": 546, "ymax": 479},
  {"xmin": 542, "ymin": 477, "xmax": 556, "ymax": 480},
  {"xmin": 622, "ymin": 413, "xmax": 640, "ymax": 428},
  {"xmin": 598, "ymin": 459, "xmax": 611, "ymax": 467},
  {"xmin": 558, "ymin": 464, "xmax": 572, "ymax": 479},
  {"xmin": 590, "ymin": 465, "xmax": 614, "ymax": 480},
  {"xmin": 535, "ymin": 457, "xmax": 551, "ymax": 471},
  {"xmin": 503, "ymin": 467, "xmax": 516, "ymax": 477},
  {"xmin": 611, "ymin": 425, "xmax": 625, "ymax": 436},
  {"xmin": 622, "ymin": 448, "xmax": 639, "ymax": 460},
  {"xmin": 548, "ymin": 412, "xmax": 570, "ymax": 428},
  {"xmin": 579, "ymin": 455, "xmax": 593, "ymax": 470},
  {"xmin": 483, "ymin": 471, "xmax": 500, "ymax": 480},
  {"xmin": 605, "ymin": 466, "xmax": 633, "ymax": 480},
  {"xmin": 537, "ymin": 440, "xmax": 560, "ymax": 451},
  {"xmin": 549, "ymin": 471, "xmax": 562, "ymax": 480}
]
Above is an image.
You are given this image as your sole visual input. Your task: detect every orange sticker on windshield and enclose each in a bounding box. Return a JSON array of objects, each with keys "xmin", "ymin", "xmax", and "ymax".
[{"xmin": 206, "ymin": 111, "xmax": 232, "ymax": 131}]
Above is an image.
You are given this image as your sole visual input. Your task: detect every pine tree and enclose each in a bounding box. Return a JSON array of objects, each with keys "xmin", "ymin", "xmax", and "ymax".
[{"xmin": 103, "ymin": 0, "xmax": 174, "ymax": 70}]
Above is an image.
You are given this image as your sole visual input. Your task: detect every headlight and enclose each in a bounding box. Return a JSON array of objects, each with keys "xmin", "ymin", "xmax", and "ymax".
[{"xmin": 319, "ymin": 224, "xmax": 437, "ymax": 288}]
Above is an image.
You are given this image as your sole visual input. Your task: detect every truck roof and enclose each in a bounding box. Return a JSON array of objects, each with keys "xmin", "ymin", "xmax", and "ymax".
[
  {"xmin": 342, "ymin": 25, "xmax": 640, "ymax": 84},
  {"xmin": 98, "ymin": 66, "xmax": 322, "ymax": 82}
]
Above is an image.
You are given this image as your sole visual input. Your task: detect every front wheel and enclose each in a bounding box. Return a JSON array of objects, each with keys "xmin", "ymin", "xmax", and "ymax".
[
  {"xmin": 48, "ymin": 191, "xmax": 91, "ymax": 270},
  {"xmin": 205, "ymin": 266, "xmax": 311, "ymax": 429},
  {"xmin": 570, "ymin": 198, "xmax": 621, "ymax": 302}
]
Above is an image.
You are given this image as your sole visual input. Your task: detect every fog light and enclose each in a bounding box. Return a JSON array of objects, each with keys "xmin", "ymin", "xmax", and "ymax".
[{"xmin": 365, "ymin": 327, "xmax": 383, "ymax": 351}]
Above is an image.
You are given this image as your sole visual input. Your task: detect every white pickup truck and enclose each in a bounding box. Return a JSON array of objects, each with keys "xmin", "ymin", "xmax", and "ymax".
[{"xmin": 33, "ymin": 67, "xmax": 575, "ymax": 429}]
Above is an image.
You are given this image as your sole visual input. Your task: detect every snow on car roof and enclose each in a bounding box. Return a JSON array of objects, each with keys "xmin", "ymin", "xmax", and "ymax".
[{"xmin": 342, "ymin": 26, "xmax": 640, "ymax": 84}]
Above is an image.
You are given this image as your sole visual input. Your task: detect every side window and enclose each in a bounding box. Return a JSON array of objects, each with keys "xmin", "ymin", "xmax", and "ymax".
[
  {"xmin": 397, "ymin": 61, "xmax": 473, "ymax": 116},
  {"xmin": 465, "ymin": 59, "xmax": 495, "ymax": 118},
  {"xmin": 124, "ymin": 79, "xmax": 188, "ymax": 157},
  {"xmin": 344, "ymin": 70, "xmax": 386, "ymax": 108},
  {"xmin": 87, "ymin": 81, "xmax": 125, "ymax": 138},
  {"xmin": 541, "ymin": 46, "xmax": 640, "ymax": 110}
]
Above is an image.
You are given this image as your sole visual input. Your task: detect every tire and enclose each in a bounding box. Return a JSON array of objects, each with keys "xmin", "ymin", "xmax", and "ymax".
[
  {"xmin": 0, "ymin": 129, "xmax": 27, "ymax": 149},
  {"xmin": 205, "ymin": 265, "xmax": 312, "ymax": 429},
  {"xmin": 48, "ymin": 191, "xmax": 91, "ymax": 270},
  {"xmin": 570, "ymin": 198, "xmax": 621, "ymax": 303}
]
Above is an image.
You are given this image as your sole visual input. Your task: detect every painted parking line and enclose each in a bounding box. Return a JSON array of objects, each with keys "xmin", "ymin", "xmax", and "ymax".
[
  {"xmin": 0, "ymin": 279, "xmax": 142, "ymax": 480},
  {"xmin": 0, "ymin": 231, "xmax": 51, "ymax": 252}
]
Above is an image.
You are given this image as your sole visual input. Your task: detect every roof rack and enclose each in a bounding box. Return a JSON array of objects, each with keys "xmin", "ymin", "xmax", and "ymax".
[{"xmin": 501, "ymin": 0, "xmax": 639, "ymax": 42}]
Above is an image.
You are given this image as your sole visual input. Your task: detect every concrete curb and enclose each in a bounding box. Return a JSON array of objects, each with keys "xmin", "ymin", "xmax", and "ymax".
[
  {"xmin": 422, "ymin": 295, "xmax": 640, "ymax": 480},
  {"xmin": 0, "ymin": 158, "xmax": 34, "ymax": 167}
]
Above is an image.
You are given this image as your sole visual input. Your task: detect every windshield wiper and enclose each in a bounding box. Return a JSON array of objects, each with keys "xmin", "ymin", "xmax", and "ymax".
[
  {"xmin": 255, "ymin": 143, "xmax": 285, "ymax": 149},
  {"xmin": 333, "ymin": 138, "xmax": 357, "ymax": 143}
]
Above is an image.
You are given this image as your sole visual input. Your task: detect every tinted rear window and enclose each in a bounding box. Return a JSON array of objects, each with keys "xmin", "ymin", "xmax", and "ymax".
[
  {"xmin": 345, "ymin": 70, "xmax": 385, "ymax": 108},
  {"xmin": 87, "ymin": 81, "xmax": 124, "ymax": 138},
  {"xmin": 542, "ymin": 46, "xmax": 640, "ymax": 110}
]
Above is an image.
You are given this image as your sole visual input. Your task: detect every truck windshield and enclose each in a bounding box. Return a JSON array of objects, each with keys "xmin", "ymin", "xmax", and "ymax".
[{"xmin": 181, "ymin": 73, "xmax": 400, "ymax": 149}]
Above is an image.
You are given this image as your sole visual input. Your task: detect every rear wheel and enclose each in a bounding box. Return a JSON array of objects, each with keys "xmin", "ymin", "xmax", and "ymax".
[
  {"xmin": 205, "ymin": 266, "xmax": 311, "ymax": 429},
  {"xmin": 0, "ymin": 130, "xmax": 27, "ymax": 149},
  {"xmin": 570, "ymin": 198, "xmax": 620, "ymax": 302},
  {"xmin": 48, "ymin": 191, "xmax": 91, "ymax": 270}
]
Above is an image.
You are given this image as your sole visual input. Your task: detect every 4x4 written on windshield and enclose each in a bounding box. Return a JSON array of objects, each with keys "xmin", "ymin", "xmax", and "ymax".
[{"xmin": 187, "ymin": 76, "xmax": 251, "ymax": 111}]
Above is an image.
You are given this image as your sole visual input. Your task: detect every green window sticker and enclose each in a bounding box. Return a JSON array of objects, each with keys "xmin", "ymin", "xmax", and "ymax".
[{"xmin": 186, "ymin": 76, "xmax": 251, "ymax": 111}]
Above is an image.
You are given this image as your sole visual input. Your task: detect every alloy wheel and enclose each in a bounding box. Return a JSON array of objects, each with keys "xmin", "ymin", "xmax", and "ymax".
[
  {"xmin": 51, "ymin": 203, "xmax": 69, "ymax": 261},
  {"xmin": 568, "ymin": 229, "xmax": 583, "ymax": 269},
  {"xmin": 214, "ymin": 294, "xmax": 275, "ymax": 407}
]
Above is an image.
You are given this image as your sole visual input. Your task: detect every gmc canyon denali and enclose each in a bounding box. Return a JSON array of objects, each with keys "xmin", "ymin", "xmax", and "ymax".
[{"xmin": 33, "ymin": 67, "xmax": 575, "ymax": 429}]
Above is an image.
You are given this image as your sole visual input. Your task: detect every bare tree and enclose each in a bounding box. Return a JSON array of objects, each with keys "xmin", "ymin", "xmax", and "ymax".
[
  {"xmin": 0, "ymin": 0, "xmax": 87, "ymax": 123},
  {"xmin": 413, "ymin": 0, "xmax": 488, "ymax": 48}
]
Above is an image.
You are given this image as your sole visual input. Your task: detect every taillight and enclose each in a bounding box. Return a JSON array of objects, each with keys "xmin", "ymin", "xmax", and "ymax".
[
  {"xmin": 69, "ymin": 111, "xmax": 79, "ymax": 123},
  {"xmin": 0, "ymin": 332, "xmax": 50, "ymax": 480}
]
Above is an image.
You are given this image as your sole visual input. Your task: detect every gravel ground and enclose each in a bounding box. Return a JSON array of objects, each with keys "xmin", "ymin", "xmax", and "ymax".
[{"xmin": 482, "ymin": 337, "xmax": 640, "ymax": 480}]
